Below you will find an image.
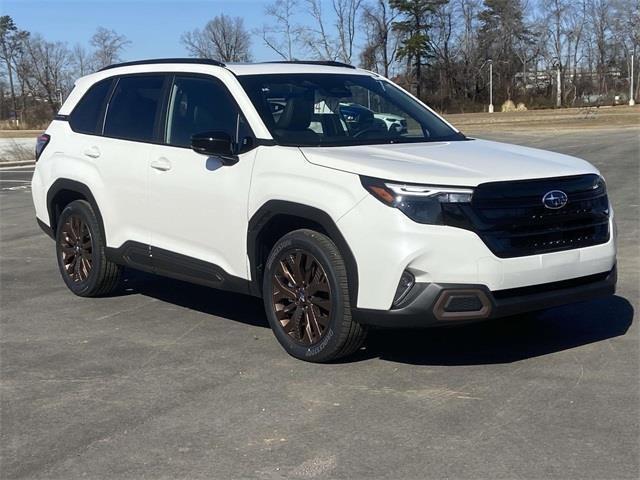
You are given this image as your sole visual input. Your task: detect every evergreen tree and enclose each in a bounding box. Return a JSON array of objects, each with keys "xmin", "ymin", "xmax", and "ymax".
[
  {"xmin": 390, "ymin": 0, "xmax": 449, "ymax": 99},
  {"xmin": 478, "ymin": 0, "xmax": 532, "ymax": 101}
]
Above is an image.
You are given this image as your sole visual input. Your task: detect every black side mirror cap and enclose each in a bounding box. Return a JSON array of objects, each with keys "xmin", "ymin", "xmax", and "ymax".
[{"xmin": 191, "ymin": 131, "xmax": 238, "ymax": 166}]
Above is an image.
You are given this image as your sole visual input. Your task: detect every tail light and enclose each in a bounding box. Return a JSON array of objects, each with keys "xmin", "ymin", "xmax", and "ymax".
[{"xmin": 35, "ymin": 133, "xmax": 50, "ymax": 161}]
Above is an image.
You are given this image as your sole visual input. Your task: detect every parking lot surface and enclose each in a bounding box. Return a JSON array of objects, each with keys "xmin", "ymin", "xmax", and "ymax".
[{"xmin": 1, "ymin": 128, "xmax": 638, "ymax": 479}]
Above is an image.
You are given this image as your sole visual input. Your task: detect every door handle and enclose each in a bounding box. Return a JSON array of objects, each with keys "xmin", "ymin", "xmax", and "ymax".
[
  {"xmin": 83, "ymin": 146, "xmax": 101, "ymax": 158},
  {"xmin": 150, "ymin": 158, "xmax": 172, "ymax": 172}
]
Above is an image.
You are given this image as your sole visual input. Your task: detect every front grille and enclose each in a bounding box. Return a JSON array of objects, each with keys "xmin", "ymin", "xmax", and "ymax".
[{"xmin": 443, "ymin": 174, "xmax": 610, "ymax": 258}]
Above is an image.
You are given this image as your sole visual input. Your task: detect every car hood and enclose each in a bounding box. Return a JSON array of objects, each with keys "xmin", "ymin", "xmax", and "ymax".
[{"xmin": 300, "ymin": 139, "xmax": 599, "ymax": 186}]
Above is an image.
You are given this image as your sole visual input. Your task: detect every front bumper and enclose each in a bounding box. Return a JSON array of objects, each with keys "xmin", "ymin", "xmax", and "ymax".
[
  {"xmin": 338, "ymin": 195, "xmax": 616, "ymax": 310},
  {"xmin": 353, "ymin": 266, "xmax": 617, "ymax": 328}
]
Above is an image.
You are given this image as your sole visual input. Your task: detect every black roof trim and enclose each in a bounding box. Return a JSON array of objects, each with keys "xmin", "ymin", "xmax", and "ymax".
[
  {"xmin": 261, "ymin": 60, "xmax": 356, "ymax": 69},
  {"xmin": 99, "ymin": 58, "xmax": 226, "ymax": 72}
]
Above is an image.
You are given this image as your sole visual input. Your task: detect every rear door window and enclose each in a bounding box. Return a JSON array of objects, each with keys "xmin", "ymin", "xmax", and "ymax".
[
  {"xmin": 69, "ymin": 79, "xmax": 113, "ymax": 135},
  {"xmin": 104, "ymin": 75, "xmax": 166, "ymax": 142}
]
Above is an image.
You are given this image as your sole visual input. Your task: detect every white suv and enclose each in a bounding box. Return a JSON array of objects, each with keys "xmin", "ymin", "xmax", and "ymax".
[{"xmin": 32, "ymin": 59, "xmax": 617, "ymax": 362}]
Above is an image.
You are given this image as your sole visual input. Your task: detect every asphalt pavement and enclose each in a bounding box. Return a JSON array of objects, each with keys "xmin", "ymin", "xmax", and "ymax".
[{"xmin": 1, "ymin": 129, "xmax": 638, "ymax": 479}]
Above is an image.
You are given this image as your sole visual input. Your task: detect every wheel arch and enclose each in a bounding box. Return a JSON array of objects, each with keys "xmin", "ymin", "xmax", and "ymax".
[
  {"xmin": 247, "ymin": 200, "xmax": 359, "ymax": 302},
  {"xmin": 46, "ymin": 179, "xmax": 106, "ymax": 242}
]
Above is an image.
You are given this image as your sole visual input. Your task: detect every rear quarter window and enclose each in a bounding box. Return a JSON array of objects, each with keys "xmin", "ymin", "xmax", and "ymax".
[{"xmin": 69, "ymin": 79, "xmax": 113, "ymax": 135}]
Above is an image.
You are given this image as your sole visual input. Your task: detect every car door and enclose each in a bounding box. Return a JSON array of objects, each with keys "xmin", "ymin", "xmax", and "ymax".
[
  {"xmin": 94, "ymin": 74, "xmax": 168, "ymax": 250},
  {"xmin": 146, "ymin": 73, "xmax": 257, "ymax": 283}
]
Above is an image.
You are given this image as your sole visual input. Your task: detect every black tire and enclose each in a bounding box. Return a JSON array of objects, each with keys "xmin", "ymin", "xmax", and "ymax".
[
  {"xmin": 262, "ymin": 229, "xmax": 367, "ymax": 362},
  {"xmin": 55, "ymin": 199, "xmax": 122, "ymax": 297}
]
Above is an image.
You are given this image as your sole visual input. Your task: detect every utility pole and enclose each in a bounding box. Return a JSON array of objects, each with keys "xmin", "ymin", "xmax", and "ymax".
[
  {"xmin": 488, "ymin": 60, "xmax": 494, "ymax": 113},
  {"xmin": 630, "ymin": 53, "xmax": 635, "ymax": 106}
]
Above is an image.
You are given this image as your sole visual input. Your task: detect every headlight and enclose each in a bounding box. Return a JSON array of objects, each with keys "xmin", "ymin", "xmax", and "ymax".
[{"xmin": 361, "ymin": 176, "xmax": 474, "ymax": 224}]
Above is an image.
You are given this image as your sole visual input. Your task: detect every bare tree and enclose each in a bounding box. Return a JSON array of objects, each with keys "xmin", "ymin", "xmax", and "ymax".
[
  {"xmin": 610, "ymin": 0, "xmax": 640, "ymax": 99},
  {"xmin": 543, "ymin": 0, "xmax": 572, "ymax": 106},
  {"xmin": 10, "ymin": 34, "xmax": 33, "ymax": 116},
  {"xmin": 456, "ymin": 0, "xmax": 482, "ymax": 105},
  {"xmin": 565, "ymin": 0, "xmax": 587, "ymax": 102},
  {"xmin": 261, "ymin": 0, "xmax": 300, "ymax": 60},
  {"xmin": 71, "ymin": 43, "xmax": 93, "ymax": 77},
  {"xmin": 300, "ymin": 0, "xmax": 338, "ymax": 60},
  {"xmin": 334, "ymin": 0, "xmax": 364, "ymax": 63},
  {"xmin": 586, "ymin": 0, "xmax": 612, "ymax": 94},
  {"xmin": 0, "ymin": 16, "xmax": 28, "ymax": 121},
  {"xmin": 90, "ymin": 27, "xmax": 130, "ymax": 70},
  {"xmin": 182, "ymin": 15, "xmax": 252, "ymax": 62},
  {"xmin": 361, "ymin": 0, "xmax": 399, "ymax": 76},
  {"xmin": 22, "ymin": 34, "xmax": 71, "ymax": 114},
  {"xmin": 299, "ymin": 0, "xmax": 363, "ymax": 63},
  {"xmin": 428, "ymin": 1, "xmax": 457, "ymax": 106}
]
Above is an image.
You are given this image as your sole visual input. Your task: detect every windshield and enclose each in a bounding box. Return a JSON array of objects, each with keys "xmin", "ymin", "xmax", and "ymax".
[{"xmin": 238, "ymin": 74, "xmax": 465, "ymax": 147}]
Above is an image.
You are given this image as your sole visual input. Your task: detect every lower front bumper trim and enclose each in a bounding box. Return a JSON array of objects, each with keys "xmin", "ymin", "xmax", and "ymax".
[{"xmin": 353, "ymin": 266, "xmax": 617, "ymax": 328}]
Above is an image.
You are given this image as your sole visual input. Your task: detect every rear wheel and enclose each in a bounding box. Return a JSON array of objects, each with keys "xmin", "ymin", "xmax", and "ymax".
[
  {"xmin": 263, "ymin": 229, "xmax": 367, "ymax": 362},
  {"xmin": 55, "ymin": 200, "xmax": 122, "ymax": 297}
]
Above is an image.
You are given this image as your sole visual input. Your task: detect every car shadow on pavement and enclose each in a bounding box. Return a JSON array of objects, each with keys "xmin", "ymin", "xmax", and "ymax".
[
  {"xmin": 120, "ymin": 269, "xmax": 633, "ymax": 366},
  {"xmin": 120, "ymin": 268, "xmax": 269, "ymax": 328},
  {"xmin": 356, "ymin": 295, "xmax": 634, "ymax": 365}
]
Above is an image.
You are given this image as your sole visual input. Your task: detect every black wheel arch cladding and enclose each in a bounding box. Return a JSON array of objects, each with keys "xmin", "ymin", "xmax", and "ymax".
[
  {"xmin": 47, "ymin": 179, "xmax": 107, "ymax": 244},
  {"xmin": 247, "ymin": 200, "xmax": 359, "ymax": 302}
]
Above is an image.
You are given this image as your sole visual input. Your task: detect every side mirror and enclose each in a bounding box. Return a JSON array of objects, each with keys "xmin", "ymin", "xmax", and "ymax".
[{"xmin": 191, "ymin": 131, "xmax": 238, "ymax": 166}]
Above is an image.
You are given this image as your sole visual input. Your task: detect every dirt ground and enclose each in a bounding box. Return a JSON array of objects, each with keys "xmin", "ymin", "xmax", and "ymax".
[
  {"xmin": 0, "ymin": 130, "xmax": 41, "ymax": 139},
  {"xmin": 444, "ymin": 104, "xmax": 639, "ymax": 134}
]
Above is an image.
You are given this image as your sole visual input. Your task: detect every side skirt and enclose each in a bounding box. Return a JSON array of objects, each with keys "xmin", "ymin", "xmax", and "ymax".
[{"xmin": 105, "ymin": 241, "xmax": 252, "ymax": 296}]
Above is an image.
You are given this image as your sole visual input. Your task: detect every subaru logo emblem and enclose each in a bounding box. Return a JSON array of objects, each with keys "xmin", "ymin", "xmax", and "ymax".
[{"xmin": 542, "ymin": 190, "xmax": 568, "ymax": 209}]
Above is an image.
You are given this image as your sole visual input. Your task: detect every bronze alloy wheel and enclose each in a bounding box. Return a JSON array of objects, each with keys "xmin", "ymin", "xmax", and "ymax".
[
  {"xmin": 59, "ymin": 214, "xmax": 93, "ymax": 283},
  {"xmin": 272, "ymin": 249, "xmax": 332, "ymax": 345}
]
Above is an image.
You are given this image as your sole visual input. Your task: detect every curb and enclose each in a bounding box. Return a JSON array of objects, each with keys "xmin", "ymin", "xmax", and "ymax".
[{"xmin": 0, "ymin": 160, "xmax": 36, "ymax": 168}]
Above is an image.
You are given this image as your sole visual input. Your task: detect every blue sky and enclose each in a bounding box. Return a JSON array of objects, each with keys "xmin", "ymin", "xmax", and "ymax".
[{"xmin": 3, "ymin": 0, "xmax": 303, "ymax": 62}]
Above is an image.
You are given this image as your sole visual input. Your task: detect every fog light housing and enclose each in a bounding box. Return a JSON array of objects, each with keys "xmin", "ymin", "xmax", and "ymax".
[
  {"xmin": 433, "ymin": 289, "xmax": 491, "ymax": 321},
  {"xmin": 393, "ymin": 270, "xmax": 415, "ymax": 306}
]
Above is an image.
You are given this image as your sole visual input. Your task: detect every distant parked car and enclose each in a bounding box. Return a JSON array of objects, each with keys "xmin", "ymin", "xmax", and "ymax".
[
  {"xmin": 374, "ymin": 113, "xmax": 408, "ymax": 134},
  {"xmin": 338, "ymin": 102, "xmax": 407, "ymax": 134},
  {"xmin": 338, "ymin": 102, "xmax": 372, "ymax": 124}
]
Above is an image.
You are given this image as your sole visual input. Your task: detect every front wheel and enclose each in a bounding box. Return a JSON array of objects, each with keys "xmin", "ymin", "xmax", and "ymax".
[{"xmin": 262, "ymin": 229, "xmax": 367, "ymax": 362}]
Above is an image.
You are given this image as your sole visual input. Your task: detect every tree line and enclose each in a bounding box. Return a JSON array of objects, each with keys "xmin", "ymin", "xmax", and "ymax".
[
  {"xmin": 1, "ymin": 0, "xmax": 638, "ymax": 127},
  {"xmin": 0, "ymin": 17, "xmax": 130, "ymax": 126},
  {"xmin": 221, "ymin": 0, "xmax": 639, "ymax": 112}
]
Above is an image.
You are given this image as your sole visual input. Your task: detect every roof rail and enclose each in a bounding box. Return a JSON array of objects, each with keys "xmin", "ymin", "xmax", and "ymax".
[
  {"xmin": 98, "ymin": 58, "xmax": 226, "ymax": 72},
  {"xmin": 262, "ymin": 60, "xmax": 356, "ymax": 69}
]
